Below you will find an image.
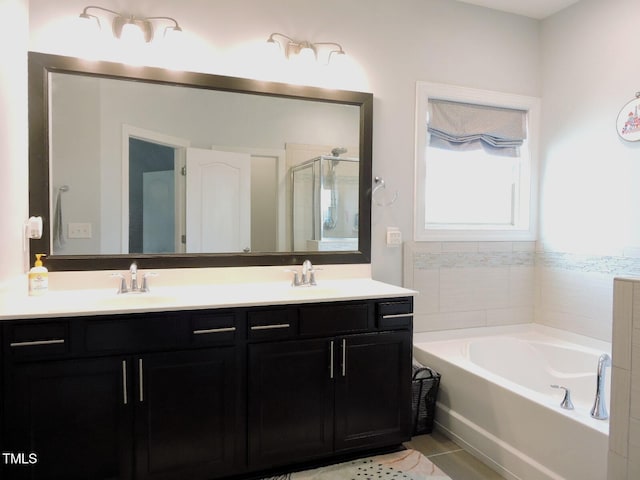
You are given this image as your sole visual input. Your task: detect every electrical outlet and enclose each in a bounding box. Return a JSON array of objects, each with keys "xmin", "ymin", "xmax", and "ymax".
[
  {"xmin": 68, "ymin": 222, "xmax": 92, "ymax": 239},
  {"xmin": 386, "ymin": 227, "xmax": 402, "ymax": 246}
]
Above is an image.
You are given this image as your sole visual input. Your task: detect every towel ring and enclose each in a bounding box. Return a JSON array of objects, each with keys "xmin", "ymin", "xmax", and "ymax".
[{"xmin": 372, "ymin": 176, "xmax": 398, "ymax": 207}]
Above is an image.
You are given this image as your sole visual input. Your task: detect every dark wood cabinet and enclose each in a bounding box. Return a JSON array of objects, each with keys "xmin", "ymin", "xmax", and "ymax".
[
  {"xmin": 3, "ymin": 356, "xmax": 132, "ymax": 480},
  {"xmin": 248, "ymin": 337, "xmax": 335, "ymax": 467},
  {"xmin": 1, "ymin": 296, "xmax": 412, "ymax": 480},
  {"xmin": 334, "ymin": 331, "xmax": 412, "ymax": 452},
  {"xmin": 135, "ymin": 347, "xmax": 243, "ymax": 480},
  {"xmin": 247, "ymin": 303, "xmax": 412, "ymax": 469}
]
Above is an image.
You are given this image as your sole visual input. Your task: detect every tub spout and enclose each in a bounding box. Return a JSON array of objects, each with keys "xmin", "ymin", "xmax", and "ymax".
[{"xmin": 590, "ymin": 353, "xmax": 611, "ymax": 420}]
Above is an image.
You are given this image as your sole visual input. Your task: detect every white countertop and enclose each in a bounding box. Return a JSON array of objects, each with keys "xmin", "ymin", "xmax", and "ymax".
[{"xmin": 0, "ymin": 277, "xmax": 416, "ymax": 321}]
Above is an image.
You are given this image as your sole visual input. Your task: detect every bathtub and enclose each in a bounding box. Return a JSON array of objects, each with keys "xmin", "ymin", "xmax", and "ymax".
[{"xmin": 413, "ymin": 324, "xmax": 610, "ymax": 480}]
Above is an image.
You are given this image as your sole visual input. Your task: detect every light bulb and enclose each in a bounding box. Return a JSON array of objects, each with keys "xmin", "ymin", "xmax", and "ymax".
[
  {"xmin": 77, "ymin": 13, "xmax": 100, "ymax": 36},
  {"xmin": 120, "ymin": 22, "xmax": 145, "ymax": 45},
  {"xmin": 265, "ymin": 39, "xmax": 282, "ymax": 59},
  {"xmin": 295, "ymin": 46, "xmax": 316, "ymax": 65},
  {"xmin": 163, "ymin": 26, "xmax": 183, "ymax": 43}
]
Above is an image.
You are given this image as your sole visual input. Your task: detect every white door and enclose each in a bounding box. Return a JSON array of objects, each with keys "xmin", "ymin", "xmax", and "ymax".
[{"xmin": 186, "ymin": 147, "xmax": 251, "ymax": 253}]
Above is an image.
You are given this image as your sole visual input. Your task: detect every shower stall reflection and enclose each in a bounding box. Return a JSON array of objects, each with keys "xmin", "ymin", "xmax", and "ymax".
[{"xmin": 291, "ymin": 154, "xmax": 359, "ymax": 251}]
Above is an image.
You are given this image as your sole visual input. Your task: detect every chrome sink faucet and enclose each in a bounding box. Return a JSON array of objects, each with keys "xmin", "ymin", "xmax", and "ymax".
[
  {"xmin": 591, "ymin": 353, "xmax": 611, "ymax": 420},
  {"xmin": 129, "ymin": 262, "xmax": 139, "ymax": 292},
  {"xmin": 291, "ymin": 259, "xmax": 317, "ymax": 287},
  {"xmin": 112, "ymin": 262, "xmax": 156, "ymax": 294}
]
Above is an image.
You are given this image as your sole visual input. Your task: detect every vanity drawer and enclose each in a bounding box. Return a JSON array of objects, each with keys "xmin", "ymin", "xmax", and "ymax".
[
  {"xmin": 190, "ymin": 312, "xmax": 239, "ymax": 345},
  {"xmin": 5, "ymin": 321, "xmax": 70, "ymax": 360},
  {"xmin": 376, "ymin": 299, "xmax": 413, "ymax": 330},
  {"xmin": 299, "ymin": 302, "xmax": 372, "ymax": 336},
  {"xmin": 84, "ymin": 313, "xmax": 186, "ymax": 353},
  {"xmin": 248, "ymin": 308, "xmax": 298, "ymax": 341}
]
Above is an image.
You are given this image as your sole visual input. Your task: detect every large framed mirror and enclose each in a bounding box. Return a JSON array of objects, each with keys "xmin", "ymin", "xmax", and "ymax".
[{"xmin": 28, "ymin": 52, "xmax": 372, "ymax": 271}]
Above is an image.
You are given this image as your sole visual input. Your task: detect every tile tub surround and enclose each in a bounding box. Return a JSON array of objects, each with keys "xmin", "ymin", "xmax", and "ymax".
[
  {"xmin": 609, "ymin": 278, "xmax": 640, "ymax": 480},
  {"xmin": 404, "ymin": 242, "xmax": 623, "ymax": 342},
  {"xmin": 404, "ymin": 242, "xmax": 536, "ymax": 333}
]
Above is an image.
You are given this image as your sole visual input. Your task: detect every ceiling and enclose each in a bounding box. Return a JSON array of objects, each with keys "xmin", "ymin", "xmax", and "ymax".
[{"xmin": 456, "ymin": 0, "xmax": 581, "ymax": 19}]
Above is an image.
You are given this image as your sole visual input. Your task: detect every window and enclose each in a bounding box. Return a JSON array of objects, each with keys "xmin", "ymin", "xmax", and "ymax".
[{"xmin": 414, "ymin": 82, "xmax": 539, "ymax": 241}]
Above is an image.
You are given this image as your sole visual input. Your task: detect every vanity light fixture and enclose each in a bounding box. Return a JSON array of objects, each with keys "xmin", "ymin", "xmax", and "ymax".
[
  {"xmin": 266, "ymin": 33, "xmax": 345, "ymax": 65},
  {"xmin": 78, "ymin": 5, "xmax": 182, "ymax": 43}
]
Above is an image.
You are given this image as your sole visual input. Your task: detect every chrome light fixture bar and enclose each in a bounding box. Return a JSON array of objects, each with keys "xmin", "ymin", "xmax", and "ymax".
[
  {"xmin": 267, "ymin": 33, "xmax": 345, "ymax": 64},
  {"xmin": 79, "ymin": 5, "xmax": 182, "ymax": 43}
]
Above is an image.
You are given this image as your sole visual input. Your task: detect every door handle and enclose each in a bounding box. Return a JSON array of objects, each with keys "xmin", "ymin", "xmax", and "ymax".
[
  {"xmin": 10, "ymin": 339, "xmax": 65, "ymax": 347},
  {"xmin": 330, "ymin": 340, "xmax": 334, "ymax": 379},
  {"xmin": 250, "ymin": 323, "xmax": 290, "ymax": 331},
  {"xmin": 381, "ymin": 313, "xmax": 413, "ymax": 319},
  {"xmin": 122, "ymin": 360, "xmax": 128, "ymax": 405},
  {"xmin": 341, "ymin": 338, "xmax": 347, "ymax": 377},
  {"xmin": 193, "ymin": 327, "xmax": 236, "ymax": 335},
  {"xmin": 138, "ymin": 358, "xmax": 144, "ymax": 402}
]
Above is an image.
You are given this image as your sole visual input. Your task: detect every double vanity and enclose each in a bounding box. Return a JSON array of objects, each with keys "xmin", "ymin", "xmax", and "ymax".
[
  {"xmin": 0, "ymin": 269, "xmax": 414, "ymax": 480},
  {"xmin": 7, "ymin": 51, "xmax": 411, "ymax": 479}
]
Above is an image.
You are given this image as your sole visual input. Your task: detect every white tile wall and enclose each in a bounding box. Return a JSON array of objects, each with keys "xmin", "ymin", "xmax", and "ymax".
[
  {"xmin": 405, "ymin": 241, "xmax": 535, "ymax": 332},
  {"xmin": 405, "ymin": 242, "xmax": 618, "ymax": 340},
  {"xmin": 609, "ymin": 278, "xmax": 640, "ymax": 480},
  {"xmin": 536, "ymin": 267, "xmax": 613, "ymax": 341}
]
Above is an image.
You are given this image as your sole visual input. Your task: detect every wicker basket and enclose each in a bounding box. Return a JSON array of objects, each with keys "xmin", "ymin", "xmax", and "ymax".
[{"xmin": 411, "ymin": 363, "xmax": 441, "ymax": 435}]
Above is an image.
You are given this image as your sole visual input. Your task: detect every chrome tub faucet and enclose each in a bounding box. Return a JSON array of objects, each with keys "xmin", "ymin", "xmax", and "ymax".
[
  {"xmin": 591, "ymin": 353, "xmax": 611, "ymax": 420},
  {"xmin": 550, "ymin": 385, "xmax": 574, "ymax": 410}
]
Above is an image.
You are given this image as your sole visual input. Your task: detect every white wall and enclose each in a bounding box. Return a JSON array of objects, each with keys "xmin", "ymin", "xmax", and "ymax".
[
  {"xmin": 27, "ymin": 0, "xmax": 541, "ymax": 285},
  {"xmin": 540, "ymin": 0, "xmax": 640, "ymax": 256},
  {"xmin": 534, "ymin": 0, "xmax": 640, "ymax": 340},
  {"xmin": 0, "ymin": 0, "xmax": 28, "ymax": 287}
]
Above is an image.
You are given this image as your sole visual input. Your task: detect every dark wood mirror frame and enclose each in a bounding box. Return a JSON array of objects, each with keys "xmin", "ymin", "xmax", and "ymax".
[{"xmin": 28, "ymin": 52, "xmax": 372, "ymax": 271}]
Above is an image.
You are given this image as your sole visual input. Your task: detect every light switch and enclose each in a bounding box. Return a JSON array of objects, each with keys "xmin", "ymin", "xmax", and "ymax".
[
  {"xmin": 386, "ymin": 227, "xmax": 402, "ymax": 246},
  {"xmin": 68, "ymin": 222, "xmax": 92, "ymax": 239}
]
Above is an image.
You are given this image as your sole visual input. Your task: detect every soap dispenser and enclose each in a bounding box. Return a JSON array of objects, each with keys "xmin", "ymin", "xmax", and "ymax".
[{"xmin": 28, "ymin": 253, "xmax": 48, "ymax": 296}]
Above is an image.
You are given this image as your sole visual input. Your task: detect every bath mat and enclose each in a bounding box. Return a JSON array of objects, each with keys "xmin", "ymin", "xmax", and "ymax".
[{"xmin": 263, "ymin": 449, "xmax": 451, "ymax": 479}]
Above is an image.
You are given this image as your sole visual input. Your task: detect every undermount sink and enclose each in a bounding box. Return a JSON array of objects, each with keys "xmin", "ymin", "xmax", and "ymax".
[
  {"xmin": 286, "ymin": 286, "xmax": 342, "ymax": 296},
  {"xmin": 95, "ymin": 293, "xmax": 178, "ymax": 307}
]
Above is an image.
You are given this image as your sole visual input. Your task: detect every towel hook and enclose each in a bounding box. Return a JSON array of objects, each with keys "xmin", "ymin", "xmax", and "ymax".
[{"xmin": 372, "ymin": 176, "xmax": 398, "ymax": 207}]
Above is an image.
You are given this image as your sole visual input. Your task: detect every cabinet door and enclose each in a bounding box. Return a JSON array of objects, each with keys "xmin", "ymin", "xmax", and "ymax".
[
  {"xmin": 248, "ymin": 338, "xmax": 334, "ymax": 468},
  {"xmin": 134, "ymin": 347, "xmax": 242, "ymax": 480},
  {"xmin": 3, "ymin": 357, "xmax": 132, "ymax": 480},
  {"xmin": 334, "ymin": 331, "xmax": 412, "ymax": 452}
]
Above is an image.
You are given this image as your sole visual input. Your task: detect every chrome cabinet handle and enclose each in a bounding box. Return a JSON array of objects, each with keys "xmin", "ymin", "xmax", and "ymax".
[
  {"xmin": 193, "ymin": 327, "xmax": 236, "ymax": 335},
  {"xmin": 341, "ymin": 339, "xmax": 347, "ymax": 377},
  {"xmin": 122, "ymin": 360, "xmax": 128, "ymax": 405},
  {"xmin": 330, "ymin": 340, "xmax": 334, "ymax": 379},
  {"xmin": 10, "ymin": 339, "xmax": 65, "ymax": 347},
  {"xmin": 138, "ymin": 358, "xmax": 144, "ymax": 402},
  {"xmin": 381, "ymin": 313, "xmax": 413, "ymax": 319},
  {"xmin": 250, "ymin": 323, "xmax": 290, "ymax": 331}
]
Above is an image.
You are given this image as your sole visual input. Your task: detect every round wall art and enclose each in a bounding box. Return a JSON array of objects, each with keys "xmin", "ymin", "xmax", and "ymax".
[{"xmin": 617, "ymin": 93, "xmax": 640, "ymax": 142}]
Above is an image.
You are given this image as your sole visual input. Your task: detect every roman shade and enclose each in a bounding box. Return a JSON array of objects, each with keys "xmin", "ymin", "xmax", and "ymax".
[{"xmin": 428, "ymin": 99, "xmax": 527, "ymax": 157}]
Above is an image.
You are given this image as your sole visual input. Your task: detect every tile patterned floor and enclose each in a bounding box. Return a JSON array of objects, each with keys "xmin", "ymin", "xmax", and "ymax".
[{"xmin": 405, "ymin": 430, "xmax": 506, "ymax": 480}]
